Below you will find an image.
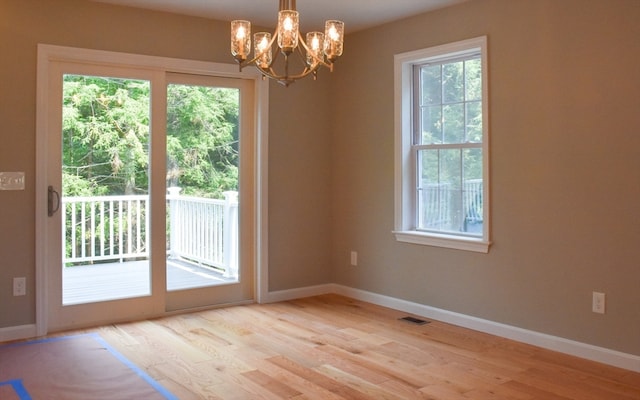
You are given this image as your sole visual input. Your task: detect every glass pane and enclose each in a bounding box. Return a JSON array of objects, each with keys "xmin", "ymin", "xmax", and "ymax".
[
  {"xmin": 442, "ymin": 61, "xmax": 464, "ymax": 103},
  {"xmin": 443, "ymin": 103, "xmax": 464, "ymax": 143},
  {"xmin": 421, "ymin": 65, "xmax": 441, "ymax": 105},
  {"xmin": 440, "ymin": 149, "xmax": 463, "ymax": 232},
  {"xmin": 166, "ymin": 83, "xmax": 241, "ymax": 291},
  {"xmin": 463, "ymin": 148, "xmax": 483, "ymax": 235},
  {"xmin": 466, "ymin": 101, "xmax": 482, "ymax": 142},
  {"xmin": 418, "ymin": 149, "xmax": 439, "ymax": 186},
  {"xmin": 61, "ymin": 75, "xmax": 151, "ymax": 305},
  {"xmin": 417, "ymin": 149, "xmax": 462, "ymax": 231},
  {"xmin": 463, "ymin": 148, "xmax": 483, "ymax": 181},
  {"xmin": 465, "ymin": 58, "xmax": 482, "ymax": 101},
  {"xmin": 417, "ymin": 149, "xmax": 440, "ymax": 230},
  {"xmin": 439, "ymin": 149, "xmax": 461, "ymax": 188},
  {"xmin": 416, "ymin": 148, "xmax": 483, "ymax": 235},
  {"xmin": 421, "ymin": 105, "xmax": 442, "ymax": 144}
]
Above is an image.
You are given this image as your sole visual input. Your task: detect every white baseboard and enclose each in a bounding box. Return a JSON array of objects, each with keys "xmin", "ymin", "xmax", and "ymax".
[
  {"xmin": 266, "ymin": 284, "xmax": 640, "ymax": 373},
  {"xmin": 0, "ymin": 324, "xmax": 37, "ymax": 343},
  {"xmin": 262, "ymin": 283, "xmax": 335, "ymax": 303}
]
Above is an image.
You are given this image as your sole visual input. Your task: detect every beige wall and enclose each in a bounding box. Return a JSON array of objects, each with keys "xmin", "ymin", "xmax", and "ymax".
[
  {"xmin": 0, "ymin": 0, "xmax": 332, "ymax": 327},
  {"xmin": 1, "ymin": 0, "xmax": 638, "ymax": 359},
  {"xmin": 331, "ymin": 0, "xmax": 640, "ymax": 356}
]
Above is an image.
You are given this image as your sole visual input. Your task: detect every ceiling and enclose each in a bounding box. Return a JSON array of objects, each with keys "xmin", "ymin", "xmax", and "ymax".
[{"xmin": 91, "ymin": 0, "xmax": 468, "ymax": 33}]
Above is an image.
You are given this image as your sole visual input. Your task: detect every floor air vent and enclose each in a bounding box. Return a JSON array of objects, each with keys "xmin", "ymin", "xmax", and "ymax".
[{"xmin": 399, "ymin": 316, "xmax": 430, "ymax": 325}]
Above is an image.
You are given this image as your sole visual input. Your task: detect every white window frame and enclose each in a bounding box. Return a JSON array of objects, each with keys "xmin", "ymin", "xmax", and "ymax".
[{"xmin": 393, "ymin": 36, "xmax": 490, "ymax": 253}]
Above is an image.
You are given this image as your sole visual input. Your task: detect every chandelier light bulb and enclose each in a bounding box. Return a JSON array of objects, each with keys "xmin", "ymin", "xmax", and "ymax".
[
  {"xmin": 328, "ymin": 26, "xmax": 337, "ymax": 40},
  {"xmin": 284, "ymin": 17, "xmax": 293, "ymax": 31},
  {"xmin": 236, "ymin": 26, "xmax": 246, "ymax": 39},
  {"xmin": 258, "ymin": 35, "xmax": 269, "ymax": 50}
]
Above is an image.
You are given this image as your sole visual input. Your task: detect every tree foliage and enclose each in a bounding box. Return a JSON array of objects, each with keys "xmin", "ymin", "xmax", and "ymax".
[
  {"xmin": 166, "ymin": 84, "xmax": 239, "ymax": 198},
  {"xmin": 63, "ymin": 76, "xmax": 150, "ymax": 196},
  {"xmin": 419, "ymin": 57, "xmax": 483, "ymax": 186},
  {"xmin": 62, "ymin": 75, "xmax": 239, "ymax": 198}
]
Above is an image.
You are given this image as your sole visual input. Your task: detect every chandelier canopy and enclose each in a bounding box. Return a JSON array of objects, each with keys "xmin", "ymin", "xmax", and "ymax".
[{"xmin": 230, "ymin": 0, "xmax": 344, "ymax": 87}]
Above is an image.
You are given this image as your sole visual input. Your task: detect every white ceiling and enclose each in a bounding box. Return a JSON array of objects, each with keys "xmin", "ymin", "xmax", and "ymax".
[{"xmin": 92, "ymin": 0, "xmax": 468, "ymax": 33}]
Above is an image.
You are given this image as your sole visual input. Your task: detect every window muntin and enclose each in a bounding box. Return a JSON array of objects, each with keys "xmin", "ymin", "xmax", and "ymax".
[{"xmin": 394, "ymin": 36, "xmax": 489, "ymax": 252}]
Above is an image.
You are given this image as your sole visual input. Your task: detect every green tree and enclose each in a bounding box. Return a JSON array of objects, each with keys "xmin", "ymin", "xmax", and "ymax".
[
  {"xmin": 62, "ymin": 75, "xmax": 150, "ymax": 196},
  {"xmin": 420, "ymin": 58, "xmax": 483, "ymax": 186},
  {"xmin": 62, "ymin": 75, "xmax": 240, "ymax": 198},
  {"xmin": 166, "ymin": 84, "xmax": 239, "ymax": 198}
]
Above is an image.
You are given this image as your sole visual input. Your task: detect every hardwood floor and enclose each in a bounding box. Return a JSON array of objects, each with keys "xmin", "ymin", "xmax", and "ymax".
[{"xmin": 61, "ymin": 294, "xmax": 639, "ymax": 399}]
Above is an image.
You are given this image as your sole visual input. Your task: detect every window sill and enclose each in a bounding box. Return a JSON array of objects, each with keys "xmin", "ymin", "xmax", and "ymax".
[{"xmin": 393, "ymin": 230, "xmax": 490, "ymax": 253}]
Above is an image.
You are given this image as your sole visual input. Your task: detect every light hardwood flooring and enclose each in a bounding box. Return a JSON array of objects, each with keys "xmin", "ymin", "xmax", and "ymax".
[{"xmin": 59, "ymin": 294, "xmax": 639, "ymax": 399}]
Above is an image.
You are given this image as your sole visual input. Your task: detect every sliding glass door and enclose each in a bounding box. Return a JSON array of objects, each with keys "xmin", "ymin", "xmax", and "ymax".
[
  {"xmin": 40, "ymin": 51, "xmax": 257, "ymax": 332},
  {"xmin": 164, "ymin": 73, "xmax": 255, "ymax": 312}
]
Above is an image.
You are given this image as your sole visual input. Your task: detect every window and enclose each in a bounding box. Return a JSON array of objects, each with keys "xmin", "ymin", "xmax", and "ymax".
[{"xmin": 394, "ymin": 37, "xmax": 490, "ymax": 252}]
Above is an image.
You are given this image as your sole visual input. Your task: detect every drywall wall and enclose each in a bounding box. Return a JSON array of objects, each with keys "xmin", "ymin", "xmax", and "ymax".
[{"xmin": 330, "ymin": 0, "xmax": 640, "ymax": 356}]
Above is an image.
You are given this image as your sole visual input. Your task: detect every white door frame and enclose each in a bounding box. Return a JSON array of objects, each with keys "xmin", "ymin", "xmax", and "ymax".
[{"xmin": 35, "ymin": 44, "xmax": 269, "ymax": 335}]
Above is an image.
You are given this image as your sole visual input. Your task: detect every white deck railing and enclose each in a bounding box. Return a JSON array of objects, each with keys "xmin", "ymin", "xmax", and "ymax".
[
  {"xmin": 419, "ymin": 179, "xmax": 483, "ymax": 233},
  {"xmin": 167, "ymin": 188, "xmax": 238, "ymax": 278},
  {"xmin": 63, "ymin": 194, "xmax": 150, "ymax": 264},
  {"xmin": 62, "ymin": 189, "xmax": 238, "ymax": 277}
]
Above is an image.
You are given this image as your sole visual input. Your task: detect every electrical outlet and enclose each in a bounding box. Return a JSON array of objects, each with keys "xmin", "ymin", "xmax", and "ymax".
[
  {"xmin": 592, "ymin": 291, "xmax": 605, "ymax": 314},
  {"xmin": 350, "ymin": 251, "xmax": 358, "ymax": 266},
  {"xmin": 13, "ymin": 277, "xmax": 26, "ymax": 296}
]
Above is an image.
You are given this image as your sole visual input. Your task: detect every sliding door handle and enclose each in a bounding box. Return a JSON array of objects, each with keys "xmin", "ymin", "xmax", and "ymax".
[{"xmin": 48, "ymin": 185, "xmax": 60, "ymax": 217}]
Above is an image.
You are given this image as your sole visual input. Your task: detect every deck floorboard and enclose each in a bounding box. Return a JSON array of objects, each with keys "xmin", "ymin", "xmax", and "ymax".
[{"xmin": 63, "ymin": 259, "xmax": 236, "ymax": 304}]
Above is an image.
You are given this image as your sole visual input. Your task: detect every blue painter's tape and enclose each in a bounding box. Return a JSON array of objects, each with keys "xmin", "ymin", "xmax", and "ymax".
[
  {"xmin": 0, "ymin": 379, "xmax": 33, "ymax": 400},
  {"xmin": 92, "ymin": 334, "xmax": 179, "ymax": 400}
]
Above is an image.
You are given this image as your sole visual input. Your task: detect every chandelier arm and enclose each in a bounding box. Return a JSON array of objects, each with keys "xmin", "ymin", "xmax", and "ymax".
[
  {"xmin": 256, "ymin": 63, "xmax": 320, "ymax": 86},
  {"xmin": 281, "ymin": 67, "xmax": 319, "ymax": 81},
  {"xmin": 264, "ymin": 40, "xmax": 324, "ymax": 84},
  {"xmin": 237, "ymin": 31, "xmax": 332, "ymax": 81}
]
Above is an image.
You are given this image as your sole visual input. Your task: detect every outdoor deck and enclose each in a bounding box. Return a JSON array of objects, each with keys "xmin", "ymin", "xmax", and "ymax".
[{"xmin": 63, "ymin": 259, "xmax": 236, "ymax": 305}]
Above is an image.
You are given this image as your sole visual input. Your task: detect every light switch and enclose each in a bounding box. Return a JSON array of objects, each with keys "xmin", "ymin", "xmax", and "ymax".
[{"xmin": 0, "ymin": 172, "xmax": 25, "ymax": 190}]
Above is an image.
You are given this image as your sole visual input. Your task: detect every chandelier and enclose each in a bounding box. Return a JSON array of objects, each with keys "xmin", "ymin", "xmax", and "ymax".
[{"xmin": 230, "ymin": 0, "xmax": 344, "ymax": 87}]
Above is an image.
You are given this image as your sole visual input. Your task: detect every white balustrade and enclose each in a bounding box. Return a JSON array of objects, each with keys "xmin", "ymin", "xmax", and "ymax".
[
  {"xmin": 62, "ymin": 189, "xmax": 239, "ymax": 278},
  {"xmin": 420, "ymin": 180, "xmax": 483, "ymax": 232},
  {"xmin": 63, "ymin": 195, "xmax": 150, "ymax": 264}
]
